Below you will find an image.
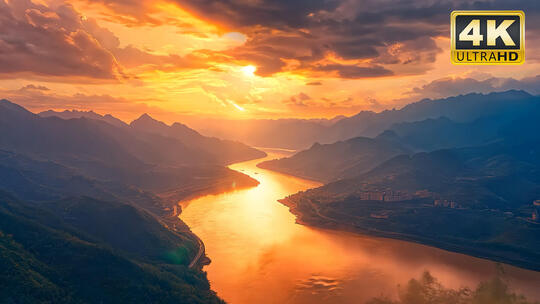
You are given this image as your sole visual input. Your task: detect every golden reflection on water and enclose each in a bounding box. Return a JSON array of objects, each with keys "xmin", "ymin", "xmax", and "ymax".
[{"xmin": 179, "ymin": 151, "xmax": 540, "ymax": 304}]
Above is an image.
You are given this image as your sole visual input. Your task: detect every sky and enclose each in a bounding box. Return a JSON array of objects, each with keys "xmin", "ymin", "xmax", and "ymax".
[{"xmin": 1, "ymin": 0, "xmax": 540, "ymax": 123}]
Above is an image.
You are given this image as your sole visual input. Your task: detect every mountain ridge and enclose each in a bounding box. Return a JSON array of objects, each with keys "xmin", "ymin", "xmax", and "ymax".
[
  {"xmin": 186, "ymin": 90, "xmax": 539, "ymax": 149},
  {"xmin": 258, "ymin": 91, "xmax": 540, "ymax": 183},
  {"xmin": 274, "ymin": 93, "xmax": 540, "ymax": 270},
  {"xmin": 39, "ymin": 107, "xmax": 266, "ymax": 166}
]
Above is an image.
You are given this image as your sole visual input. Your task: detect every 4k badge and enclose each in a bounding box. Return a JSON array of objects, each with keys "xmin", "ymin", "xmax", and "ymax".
[{"xmin": 451, "ymin": 11, "xmax": 525, "ymax": 65}]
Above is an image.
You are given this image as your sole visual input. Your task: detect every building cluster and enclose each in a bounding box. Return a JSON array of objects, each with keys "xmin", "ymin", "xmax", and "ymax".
[
  {"xmin": 352, "ymin": 188, "xmax": 465, "ymax": 209},
  {"xmin": 354, "ymin": 190, "xmax": 414, "ymax": 202},
  {"xmin": 433, "ymin": 199, "xmax": 459, "ymax": 208}
]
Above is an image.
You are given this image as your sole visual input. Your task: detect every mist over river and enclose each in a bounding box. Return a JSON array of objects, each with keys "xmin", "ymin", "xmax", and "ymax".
[{"xmin": 179, "ymin": 150, "xmax": 540, "ymax": 304}]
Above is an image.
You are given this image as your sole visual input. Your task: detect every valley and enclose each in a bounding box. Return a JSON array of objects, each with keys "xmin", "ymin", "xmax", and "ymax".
[{"xmin": 179, "ymin": 151, "xmax": 540, "ymax": 304}]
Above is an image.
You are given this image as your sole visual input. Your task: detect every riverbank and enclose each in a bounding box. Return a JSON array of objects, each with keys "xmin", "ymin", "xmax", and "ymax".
[
  {"xmin": 279, "ymin": 197, "xmax": 540, "ymax": 272},
  {"xmin": 256, "ymin": 161, "xmax": 326, "ymax": 183},
  {"xmin": 178, "ymin": 151, "xmax": 540, "ymax": 304},
  {"xmin": 159, "ymin": 168, "xmax": 260, "ymax": 205},
  {"xmin": 159, "ymin": 158, "xmax": 263, "ymax": 269},
  {"xmin": 159, "ymin": 207, "xmax": 210, "ymax": 269}
]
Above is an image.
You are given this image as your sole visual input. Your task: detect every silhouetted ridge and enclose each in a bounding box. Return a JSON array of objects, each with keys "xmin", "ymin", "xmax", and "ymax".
[
  {"xmin": 131, "ymin": 113, "xmax": 167, "ymax": 128},
  {"xmin": 188, "ymin": 90, "xmax": 540, "ymax": 149},
  {"xmin": 40, "ymin": 109, "xmax": 128, "ymax": 128},
  {"xmin": 37, "ymin": 104, "xmax": 266, "ymax": 166}
]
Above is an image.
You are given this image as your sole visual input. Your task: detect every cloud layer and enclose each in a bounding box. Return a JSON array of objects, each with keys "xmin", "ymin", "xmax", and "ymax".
[
  {"xmin": 3, "ymin": 0, "xmax": 540, "ymax": 80},
  {"xmin": 1, "ymin": 0, "xmax": 540, "ymax": 120},
  {"xmin": 0, "ymin": 0, "xmax": 121, "ymax": 79}
]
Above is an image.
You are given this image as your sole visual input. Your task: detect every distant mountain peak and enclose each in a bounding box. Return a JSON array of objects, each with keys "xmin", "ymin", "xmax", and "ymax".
[
  {"xmin": 402, "ymin": 89, "xmax": 535, "ymax": 112},
  {"xmin": 139, "ymin": 113, "xmax": 152, "ymax": 119},
  {"xmin": 0, "ymin": 99, "xmax": 35, "ymax": 116},
  {"xmin": 38, "ymin": 108, "xmax": 128, "ymax": 128},
  {"xmin": 130, "ymin": 113, "xmax": 171, "ymax": 135},
  {"xmin": 1, "ymin": 98, "xmax": 22, "ymax": 108},
  {"xmin": 132, "ymin": 113, "xmax": 166, "ymax": 126},
  {"xmin": 492, "ymin": 89, "xmax": 532, "ymax": 98}
]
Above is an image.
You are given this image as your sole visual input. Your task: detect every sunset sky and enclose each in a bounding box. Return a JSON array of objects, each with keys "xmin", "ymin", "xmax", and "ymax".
[{"xmin": 2, "ymin": 0, "xmax": 540, "ymax": 123}]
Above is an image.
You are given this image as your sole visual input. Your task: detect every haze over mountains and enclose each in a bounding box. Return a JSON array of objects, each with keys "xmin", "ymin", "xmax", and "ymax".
[
  {"xmin": 258, "ymin": 137, "xmax": 411, "ymax": 182},
  {"xmin": 1, "ymin": 99, "xmax": 265, "ymax": 197},
  {"xmin": 259, "ymin": 90, "xmax": 540, "ymax": 182},
  {"xmin": 2, "ymin": 89, "xmax": 540, "ymax": 301},
  {"xmin": 281, "ymin": 139, "xmax": 540, "ymax": 269},
  {"xmin": 192, "ymin": 90, "xmax": 537, "ymax": 149},
  {"xmin": 266, "ymin": 90, "xmax": 540, "ymax": 270},
  {"xmin": 0, "ymin": 191, "xmax": 224, "ymax": 303},
  {"xmin": 39, "ymin": 109, "xmax": 128, "ymax": 128},
  {"xmin": 39, "ymin": 108, "xmax": 266, "ymax": 165},
  {"xmin": 0, "ymin": 99, "xmax": 265, "ymax": 302}
]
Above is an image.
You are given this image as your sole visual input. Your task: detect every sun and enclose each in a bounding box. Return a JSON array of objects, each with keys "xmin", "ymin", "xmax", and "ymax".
[{"xmin": 241, "ymin": 65, "xmax": 257, "ymax": 77}]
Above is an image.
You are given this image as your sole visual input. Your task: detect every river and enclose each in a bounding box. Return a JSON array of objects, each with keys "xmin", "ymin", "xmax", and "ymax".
[{"xmin": 179, "ymin": 150, "xmax": 540, "ymax": 304}]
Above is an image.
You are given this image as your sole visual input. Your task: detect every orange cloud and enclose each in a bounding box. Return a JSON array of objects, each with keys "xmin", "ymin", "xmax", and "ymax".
[
  {"xmin": 2, "ymin": 0, "xmax": 540, "ymax": 122},
  {"xmin": 0, "ymin": 0, "xmax": 122, "ymax": 80}
]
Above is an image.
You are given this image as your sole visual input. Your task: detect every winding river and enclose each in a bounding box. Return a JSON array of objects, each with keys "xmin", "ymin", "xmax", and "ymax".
[{"xmin": 180, "ymin": 150, "xmax": 540, "ymax": 304}]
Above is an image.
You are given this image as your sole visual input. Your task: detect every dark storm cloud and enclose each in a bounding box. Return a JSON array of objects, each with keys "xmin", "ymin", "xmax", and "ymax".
[
  {"xmin": 189, "ymin": 0, "xmax": 451, "ymax": 76},
  {"xmin": 173, "ymin": 0, "xmax": 341, "ymax": 29},
  {"xmin": 170, "ymin": 0, "xmax": 540, "ymax": 77},
  {"xmin": 14, "ymin": 0, "xmax": 540, "ymax": 79}
]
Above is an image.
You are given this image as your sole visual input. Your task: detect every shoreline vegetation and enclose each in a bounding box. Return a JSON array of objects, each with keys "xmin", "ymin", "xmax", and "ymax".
[
  {"xmin": 367, "ymin": 270, "xmax": 539, "ymax": 304},
  {"xmin": 3, "ymin": 89, "xmax": 540, "ymax": 302},
  {"xmin": 0, "ymin": 99, "xmax": 267, "ymax": 303},
  {"xmin": 255, "ymin": 90, "xmax": 540, "ymax": 274},
  {"xmin": 278, "ymin": 196, "xmax": 540, "ymax": 272},
  {"xmin": 160, "ymin": 171, "xmax": 260, "ymax": 269},
  {"xmin": 159, "ymin": 171, "xmax": 260, "ymax": 207},
  {"xmin": 177, "ymin": 152, "xmax": 540, "ymax": 303},
  {"xmin": 0, "ymin": 193, "xmax": 226, "ymax": 304},
  {"xmin": 162, "ymin": 161, "xmax": 262, "ymax": 268}
]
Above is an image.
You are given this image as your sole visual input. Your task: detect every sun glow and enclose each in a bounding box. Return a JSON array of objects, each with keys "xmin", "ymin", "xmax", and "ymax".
[
  {"xmin": 241, "ymin": 65, "xmax": 257, "ymax": 77},
  {"xmin": 232, "ymin": 102, "xmax": 246, "ymax": 112}
]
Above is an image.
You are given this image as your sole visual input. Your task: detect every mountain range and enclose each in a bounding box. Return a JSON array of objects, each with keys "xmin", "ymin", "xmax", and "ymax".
[
  {"xmin": 39, "ymin": 108, "xmax": 266, "ymax": 166},
  {"xmin": 280, "ymin": 139, "xmax": 540, "ymax": 270},
  {"xmin": 258, "ymin": 136, "xmax": 411, "ymax": 182},
  {"xmin": 191, "ymin": 90, "xmax": 538, "ymax": 149},
  {"xmin": 263, "ymin": 90, "xmax": 540, "ymax": 270},
  {"xmin": 0, "ymin": 99, "xmax": 267, "ymax": 303},
  {"xmin": 3, "ymin": 89, "xmax": 540, "ymax": 301},
  {"xmin": 0, "ymin": 191, "xmax": 224, "ymax": 303},
  {"xmin": 259, "ymin": 90, "xmax": 540, "ymax": 182}
]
